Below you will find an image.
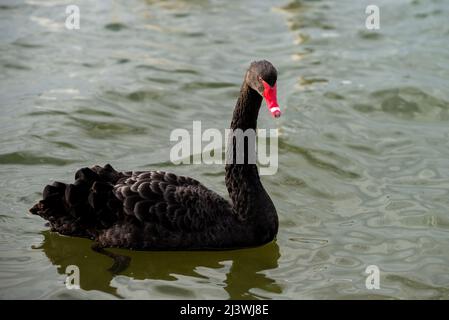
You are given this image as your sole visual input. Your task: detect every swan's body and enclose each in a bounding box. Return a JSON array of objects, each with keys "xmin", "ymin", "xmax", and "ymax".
[{"xmin": 30, "ymin": 60, "xmax": 280, "ymax": 251}]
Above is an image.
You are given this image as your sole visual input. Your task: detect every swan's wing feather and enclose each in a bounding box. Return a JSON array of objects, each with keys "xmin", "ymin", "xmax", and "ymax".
[
  {"xmin": 113, "ymin": 171, "xmax": 230, "ymax": 232},
  {"xmin": 30, "ymin": 164, "xmax": 232, "ymax": 244}
]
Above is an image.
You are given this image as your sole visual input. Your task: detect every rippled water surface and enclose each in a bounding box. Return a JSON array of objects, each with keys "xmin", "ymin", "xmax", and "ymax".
[{"xmin": 1, "ymin": 0, "xmax": 449, "ymax": 299}]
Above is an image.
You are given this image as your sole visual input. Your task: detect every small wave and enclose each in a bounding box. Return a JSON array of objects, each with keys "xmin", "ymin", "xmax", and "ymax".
[
  {"xmin": 371, "ymin": 87, "xmax": 449, "ymax": 121},
  {"xmin": 105, "ymin": 23, "xmax": 128, "ymax": 32},
  {"xmin": 0, "ymin": 152, "xmax": 77, "ymax": 166},
  {"xmin": 183, "ymin": 81, "xmax": 236, "ymax": 90},
  {"xmin": 358, "ymin": 30, "xmax": 383, "ymax": 40},
  {"xmin": 366, "ymin": 87, "xmax": 449, "ymax": 121},
  {"xmin": 3, "ymin": 63, "xmax": 31, "ymax": 71},
  {"xmin": 279, "ymin": 140, "xmax": 360, "ymax": 179},
  {"xmin": 66, "ymin": 116, "xmax": 147, "ymax": 138}
]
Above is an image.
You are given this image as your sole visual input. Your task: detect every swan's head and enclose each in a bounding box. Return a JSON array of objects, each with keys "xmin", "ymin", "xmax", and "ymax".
[{"xmin": 246, "ymin": 60, "xmax": 281, "ymax": 118}]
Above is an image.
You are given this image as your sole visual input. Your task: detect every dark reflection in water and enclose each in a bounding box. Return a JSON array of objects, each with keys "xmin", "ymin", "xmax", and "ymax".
[{"xmin": 36, "ymin": 231, "xmax": 282, "ymax": 299}]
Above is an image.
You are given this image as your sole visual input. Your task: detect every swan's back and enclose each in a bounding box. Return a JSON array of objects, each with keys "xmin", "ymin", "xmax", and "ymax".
[{"xmin": 30, "ymin": 164, "xmax": 241, "ymax": 250}]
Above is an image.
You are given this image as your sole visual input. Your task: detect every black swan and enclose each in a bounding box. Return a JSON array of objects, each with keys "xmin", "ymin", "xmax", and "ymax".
[{"xmin": 30, "ymin": 60, "xmax": 281, "ymax": 256}]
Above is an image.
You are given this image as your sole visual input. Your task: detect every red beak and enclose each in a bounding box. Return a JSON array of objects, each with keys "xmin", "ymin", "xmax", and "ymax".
[{"xmin": 262, "ymin": 80, "xmax": 281, "ymax": 118}]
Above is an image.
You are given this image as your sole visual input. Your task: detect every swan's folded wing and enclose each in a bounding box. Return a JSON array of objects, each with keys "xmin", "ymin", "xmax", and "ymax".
[{"xmin": 113, "ymin": 171, "xmax": 231, "ymax": 232}]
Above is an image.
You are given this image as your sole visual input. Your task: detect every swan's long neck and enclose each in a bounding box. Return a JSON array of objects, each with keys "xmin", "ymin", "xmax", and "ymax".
[{"xmin": 225, "ymin": 81, "xmax": 278, "ymax": 242}]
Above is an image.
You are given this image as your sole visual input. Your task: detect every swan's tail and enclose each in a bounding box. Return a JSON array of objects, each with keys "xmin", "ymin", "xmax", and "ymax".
[{"xmin": 29, "ymin": 164, "xmax": 124, "ymax": 238}]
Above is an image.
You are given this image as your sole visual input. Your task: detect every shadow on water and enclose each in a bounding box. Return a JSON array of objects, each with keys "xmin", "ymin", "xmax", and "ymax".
[{"xmin": 35, "ymin": 231, "xmax": 282, "ymax": 299}]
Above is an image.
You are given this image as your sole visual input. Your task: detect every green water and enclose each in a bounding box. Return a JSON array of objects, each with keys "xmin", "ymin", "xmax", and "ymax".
[{"xmin": 1, "ymin": 0, "xmax": 449, "ymax": 299}]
